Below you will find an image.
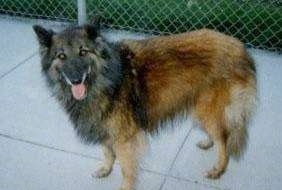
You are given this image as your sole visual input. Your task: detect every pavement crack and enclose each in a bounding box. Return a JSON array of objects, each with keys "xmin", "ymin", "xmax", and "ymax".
[{"xmin": 0, "ymin": 51, "xmax": 38, "ymax": 79}]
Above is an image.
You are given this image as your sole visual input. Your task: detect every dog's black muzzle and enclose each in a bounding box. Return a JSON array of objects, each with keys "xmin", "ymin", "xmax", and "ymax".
[{"xmin": 60, "ymin": 59, "xmax": 91, "ymax": 85}]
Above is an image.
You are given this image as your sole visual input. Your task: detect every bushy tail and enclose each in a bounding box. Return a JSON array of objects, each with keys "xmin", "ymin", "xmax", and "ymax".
[
  {"xmin": 227, "ymin": 124, "xmax": 248, "ymax": 159},
  {"xmin": 225, "ymin": 82, "xmax": 257, "ymax": 159}
]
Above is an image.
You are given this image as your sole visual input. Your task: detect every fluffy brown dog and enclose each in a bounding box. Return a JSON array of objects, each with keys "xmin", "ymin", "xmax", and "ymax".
[{"xmin": 34, "ymin": 18, "xmax": 256, "ymax": 190}]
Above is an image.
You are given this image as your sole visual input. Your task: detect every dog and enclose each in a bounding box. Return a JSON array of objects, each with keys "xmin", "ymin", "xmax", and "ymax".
[{"xmin": 33, "ymin": 17, "xmax": 256, "ymax": 190}]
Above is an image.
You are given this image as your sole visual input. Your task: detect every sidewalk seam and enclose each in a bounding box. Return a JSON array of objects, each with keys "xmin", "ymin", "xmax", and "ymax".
[
  {"xmin": 0, "ymin": 132, "xmax": 227, "ymax": 190},
  {"xmin": 0, "ymin": 133, "xmax": 102, "ymax": 161},
  {"xmin": 158, "ymin": 126, "xmax": 193, "ymax": 190},
  {"xmin": 0, "ymin": 132, "xmax": 166, "ymax": 176},
  {"xmin": 0, "ymin": 51, "xmax": 38, "ymax": 79}
]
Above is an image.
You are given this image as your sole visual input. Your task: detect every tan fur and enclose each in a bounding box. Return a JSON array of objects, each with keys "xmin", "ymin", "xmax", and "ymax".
[
  {"xmin": 93, "ymin": 138, "xmax": 116, "ymax": 178},
  {"xmin": 98, "ymin": 29, "xmax": 257, "ymax": 188},
  {"xmin": 102, "ymin": 93, "xmax": 148, "ymax": 190}
]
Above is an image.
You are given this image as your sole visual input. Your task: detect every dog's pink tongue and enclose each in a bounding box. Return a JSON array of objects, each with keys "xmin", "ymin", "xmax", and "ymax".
[{"xmin": 71, "ymin": 84, "xmax": 86, "ymax": 100}]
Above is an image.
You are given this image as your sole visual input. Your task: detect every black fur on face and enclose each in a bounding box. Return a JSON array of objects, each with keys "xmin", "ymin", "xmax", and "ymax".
[
  {"xmin": 33, "ymin": 23, "xmax": 124, "ymax": 143},
  {"xmin": 33, "ymin": 23, "xmax": 122, "ymax": 99}
]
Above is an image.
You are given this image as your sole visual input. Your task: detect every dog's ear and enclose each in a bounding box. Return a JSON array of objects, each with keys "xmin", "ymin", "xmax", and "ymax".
[
  {"xmin": 119, "ymin": 44, "xmax": 135, "ymax": 60},
  {"xmin": 84, "ymin": 15, "xmax": 101, "ymax": 40},
  {"xmin": 33, "ymin": 25, "xmax": 54, "ymax": 48},
  {"xmin": 90, "ymin": 14, "xmax": 101, "ymax": 30},
  {"xmin": 84, "ymin": 24, "xmax": 99, "ymax": 40}
]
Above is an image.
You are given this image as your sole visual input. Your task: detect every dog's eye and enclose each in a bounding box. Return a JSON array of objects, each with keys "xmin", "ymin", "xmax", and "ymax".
[
  {"xmin": 57, "ymin": 53, "xmax": 66, "ymax": 60},
  {"xmin": 79, "ymin": 49, "xmax": 88, "ymax": 56}
]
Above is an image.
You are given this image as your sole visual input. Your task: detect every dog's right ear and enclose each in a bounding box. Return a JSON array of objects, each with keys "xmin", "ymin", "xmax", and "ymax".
[{"xmin": 33, "ymin": 25, "xmax": 54, "ymax": 48}]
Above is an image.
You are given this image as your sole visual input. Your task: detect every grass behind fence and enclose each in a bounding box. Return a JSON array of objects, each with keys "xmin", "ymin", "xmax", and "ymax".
[
  {"xmin": 0, "ymin": 0, "xmax": 77, "ymax": 21},
  {"xmin": 89, "ymin": 0, "xmax": 281, "ymax": 51},
  {"xmin": 0, "ymin": 0, "xmax": 281, "ymax": 51}
]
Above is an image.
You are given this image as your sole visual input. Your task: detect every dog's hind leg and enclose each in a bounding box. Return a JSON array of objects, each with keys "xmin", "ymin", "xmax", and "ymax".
[
  {"xmin": 195, "ymin": 119, "xmax": 228, "ymax": 178},
  {"xmin": 196, "ymin": 117, "xmax": 228, "ymax": 179},
  {"xmin": 92, "ymin": 138, "xmax": 116, "ymax": 178},
  {"xmin": 193, "ymin": 80, "xmax": 232, "ymax": 179},
  {"xmin": 197, "ymin": 137, "xmax": 214, "ymax": 150},
  {"xmin": 205, "ymin": 129, "xmax": 228, "ymax": 179},
  {"xmin": 193, "ymin": 121, "xmax": 214, "ymax": 150}
]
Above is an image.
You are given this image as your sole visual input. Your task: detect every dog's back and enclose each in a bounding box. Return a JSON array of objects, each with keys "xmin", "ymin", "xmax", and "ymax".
[
  {"xmin": 122, "ymin": 29, "xmax": 256, "ymax": 126},
  {"xmin": 122, "ymin": 29, "xmax": 257, "ymax": 178}
]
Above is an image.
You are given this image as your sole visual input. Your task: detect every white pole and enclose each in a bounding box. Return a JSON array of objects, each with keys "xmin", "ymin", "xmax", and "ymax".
[{"xmin": 77, "ymin": 0, "xmax": 87, "ymax": 25}]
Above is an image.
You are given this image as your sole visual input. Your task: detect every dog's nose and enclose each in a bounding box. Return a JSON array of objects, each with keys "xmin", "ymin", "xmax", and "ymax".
[{"xmin": 71, "ymin": 78, "xmax": 82, "ymax": 85}]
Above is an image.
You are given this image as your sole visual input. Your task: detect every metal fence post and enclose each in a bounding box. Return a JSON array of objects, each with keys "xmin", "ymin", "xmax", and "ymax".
[{"xmin": 77, "ymin": 0, "xmax": 87, "ymax": 25}]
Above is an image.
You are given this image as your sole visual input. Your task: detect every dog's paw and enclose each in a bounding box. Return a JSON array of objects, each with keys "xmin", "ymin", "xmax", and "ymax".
[
  {"xmin": 197, "ymin": 139, "xmax": 214, "ymax": 150},
  {"xmin": 118, "ymin": 186, "xmax": 135, "ymax": 190},
  {"xmin": 118, "ymin": 186, "xmax": 133, "ymax": 190},
  {"xmin": 205, "ymin": 167, "xmax": 223, "ymax": 179},
  {"xmin": 92, "ymin": 166, "xmax": 112, "ymax": 178},
  {"xmin": 118, "ymin": 182, "xmax": 136, "ymax": 190}
]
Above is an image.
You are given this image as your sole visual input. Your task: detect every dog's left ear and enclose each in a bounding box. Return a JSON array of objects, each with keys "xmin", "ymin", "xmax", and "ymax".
[
  {"xmin": 84, "ymin": 24, "xmax": 99, "ymax": 40},
  {"xmin": 84, "ymin": 15, "xmax": 101, "ymax": 40},
  {"xmin": 90, "ymin": 14, "xmax": 101, "ymax": 29},
  {"xmin": 119, "ymin": 44, "xmax": 135, "ymax": 60}
]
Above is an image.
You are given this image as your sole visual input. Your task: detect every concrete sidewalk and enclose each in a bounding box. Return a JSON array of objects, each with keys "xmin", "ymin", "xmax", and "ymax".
[{"xmin": 0, "ymin": 17, "xmax": 281, "ymax": 190}]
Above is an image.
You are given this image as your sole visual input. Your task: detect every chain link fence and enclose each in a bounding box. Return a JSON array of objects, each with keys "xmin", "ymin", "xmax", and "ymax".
[{"xmin": 0, "ymin": 0, "xmax": 281, "ymax": 52}]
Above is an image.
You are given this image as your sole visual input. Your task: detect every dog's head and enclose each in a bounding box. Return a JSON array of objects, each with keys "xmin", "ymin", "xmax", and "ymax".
[{"xmin": 33, "ymin": 18, "xmax": 119, "ymax": 101}]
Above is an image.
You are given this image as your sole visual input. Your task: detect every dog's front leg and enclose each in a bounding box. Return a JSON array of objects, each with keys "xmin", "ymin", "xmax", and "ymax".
[
  {"xmin": 93, "ymin": 138, "xmax": 116, "ymax": 178},
  {"xmin": 113, "ymin": 131, "xmax": 146, "ymax": 190},
  {"xmin": 114, "ymin": 139, "xmax": 138, "ymax": 190}
]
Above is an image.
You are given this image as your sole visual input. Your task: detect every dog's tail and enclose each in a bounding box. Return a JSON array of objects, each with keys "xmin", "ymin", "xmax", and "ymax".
[
  {"xmin": 227, "ymin": 124, "xmax": 248, "ymax": 159},
  {"xmin": 225, "ymin": 81, "xmax": 257, "ymax": 159}
]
